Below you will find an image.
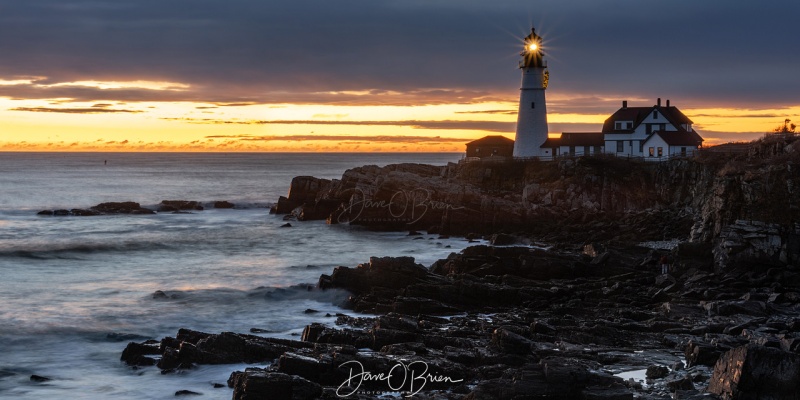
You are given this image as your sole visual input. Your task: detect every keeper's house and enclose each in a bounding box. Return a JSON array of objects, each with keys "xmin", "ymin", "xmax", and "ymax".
[
  {"xmin": 541, "ymin": 98, "xmax": 704, "ymax": 160},
  {"xmin": 465, "ymin": 135, "xmax": 515, "ymax": 159}
]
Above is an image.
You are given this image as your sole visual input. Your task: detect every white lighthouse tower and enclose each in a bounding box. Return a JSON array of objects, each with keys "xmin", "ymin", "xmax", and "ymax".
[{"xmin": 513, "ymin": 27, "xmax": 550, "ymax": 158}]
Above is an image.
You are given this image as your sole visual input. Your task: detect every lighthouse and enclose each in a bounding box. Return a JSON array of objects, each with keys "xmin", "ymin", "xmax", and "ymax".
[{"xmin": 513, "ymin": 27, "xmax": 550, "ymax": 158}]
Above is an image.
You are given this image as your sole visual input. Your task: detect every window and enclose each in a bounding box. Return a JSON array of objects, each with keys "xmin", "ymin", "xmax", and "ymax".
[
  {"xmin": 638, "ymin": 141, "xmax": 644, "ymax": 152},
  {"xmin": 626, "ymin": 122, "xmax": 632, "ymax": 129},
  {"xmin": 584, "ymin": 146, "xmax": 590, "ymax": 154},
  {"xmin": 569, "ymin": 146, "xmax": 575, "ymax": 155},
  {"xmin": 616, "ymin": 141, "xmax": 624, "ymax": 152},
  {"xmin": 657, "ymin": 147, "xmax": 663, "ymax": 157},
  {"xmin": 594, "ymin": 145, "xmax": 602, "ymax": 153},
  {"xmin": 649, "ymin": 147, "xmax": 655, "ymax": 157},
  {"xmin": 681, "ymin": 147, "xmax": 687, "ymax": 156},
  {"xmin": 531, "ymin": 102, "xmax": 536, "ymax": 109},
  {"xmin": 653, "ymin": 110, "xmax": 659, "ymax": 119},
  {"xmin": 615, "ymin": 122, "xmax": 622, "ymax": 130},
  {"xmin": 660, "ymin": 124, "xmax": 666, "ymax": 131}
]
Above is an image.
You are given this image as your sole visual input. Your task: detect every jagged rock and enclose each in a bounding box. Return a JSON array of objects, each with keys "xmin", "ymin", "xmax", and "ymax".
[
  {"xmin": 213, "ymin": 201, "xmax": 235, "ymax": 209},
  {"xmin": 489, "ymin": 233, "xmax": 518, "ymax": 246},
  {"xmin": 91, "ymin": 201, "xmax": 154, "ymax": 214},
  {"xmin": 685, "ymin": 340, "xmax": 725, "ymax": 367},
  {"xmin": 666, "ymin": 376, "xmax": 694, "ymax": 392},
  {"xmin": 53, "ymin": 209, "xmax": 70, "ymax": 216},
  {"xmin": 121, "ymin": 341, "xmax": 160, "ymax": 366},
  {"xmin": 318, "ymin": 256, "xmax": 433, "ymax": 294},
  {"xmin": 645, "ymin": 365, "xmax": 669, "ymax": 379},
  {"xmin": 159, "ymin": 200, "xmax": 203, "ymax": 212},
  {"xmin": 70, "ymin": 208, "xmax": 101, "ymax": 216},
  {"xmin": 174, "ymin": 390, "xmax": 202, "ymax": 396},
  {"xmin": 30, "ymin": 375, "xmax": 51, "ymax": 383},
  {"xmin": 37, "ymin": 210, "xmax": 53, "ymax": 216},
  {"xmin": 228, "ymin": 369, "xmax": 322, "ymax": 400},
  {"xmin": 491, "ymin": 328, "xmax": 532, "ymax": 355},
  {"xmin": 709, "ymin": 344, "xmax": 800, "ymax": 400}
]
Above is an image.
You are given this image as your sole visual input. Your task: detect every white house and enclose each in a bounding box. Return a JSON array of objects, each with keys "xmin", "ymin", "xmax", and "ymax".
[{"xmin": 540, "ymin": 99, "xmax": 703, "ymax": 160}]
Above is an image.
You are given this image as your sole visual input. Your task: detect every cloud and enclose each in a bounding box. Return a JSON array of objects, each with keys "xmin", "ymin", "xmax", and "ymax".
[
  {"xmin": 9, "ymin": 106, "xmax": 143, "ymax": 114},
  {"xmin": 0, "ymin": 0, "xmax": 796, "ymax": 110},
  {"xmin": 166, "ymin": 117, "xmax": 515, "ymax": 132},
  {"xmin": 205, "ymin": 134, "xmax": 473, "ymax": 144}
]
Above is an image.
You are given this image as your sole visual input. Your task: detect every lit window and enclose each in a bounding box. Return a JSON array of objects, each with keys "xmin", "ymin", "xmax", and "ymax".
[{"xmin": 649, "ymin": 147, "xmax": 654, "ymax": 157}]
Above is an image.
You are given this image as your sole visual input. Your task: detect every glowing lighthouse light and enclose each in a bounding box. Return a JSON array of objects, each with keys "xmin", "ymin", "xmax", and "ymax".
[{"xmin": 513, "ymin": 27, "xmax": 550, "ymax": 158}]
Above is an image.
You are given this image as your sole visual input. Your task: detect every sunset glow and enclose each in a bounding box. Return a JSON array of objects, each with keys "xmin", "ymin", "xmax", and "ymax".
[{"xmin": 0, "ymin": 1, "xmax": 796, "ymax": 152}]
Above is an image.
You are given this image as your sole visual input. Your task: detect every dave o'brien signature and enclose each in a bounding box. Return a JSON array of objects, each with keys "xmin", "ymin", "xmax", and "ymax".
[
  {"xmin": 336, "ymin": 188, "xmax": 464, "ymax": 225},
  {"xmin": 336, "ymin": 359, "xmax": 463, "ymax": 398}
]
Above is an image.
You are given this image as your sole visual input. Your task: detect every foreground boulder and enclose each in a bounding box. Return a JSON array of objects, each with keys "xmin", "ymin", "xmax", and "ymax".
[
  {"xmin": 228, "ymin": 370, "xmax": 322, "ymax": 400},
  {"xmin": 708, "ymin": 344, "xmax": 800, "ymax": 399}
]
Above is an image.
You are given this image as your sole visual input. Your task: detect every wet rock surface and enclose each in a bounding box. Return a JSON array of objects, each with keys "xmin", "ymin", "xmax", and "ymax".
[{"xmin": 123, "ymin": 243, "xmax": 800, "ymax": 399}]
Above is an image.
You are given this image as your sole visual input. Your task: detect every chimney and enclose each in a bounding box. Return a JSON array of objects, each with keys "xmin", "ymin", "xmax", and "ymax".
[
  {"xmin": 657, "ymin": 98, "xmax": 661, "ymax": 107},
  {"xmin": 622, "ymin": 100, "xmax": 628, "ymax": 109},
  {"xmin": 666, "ymin": 99, "xmax": 671, "ymax": 107}
]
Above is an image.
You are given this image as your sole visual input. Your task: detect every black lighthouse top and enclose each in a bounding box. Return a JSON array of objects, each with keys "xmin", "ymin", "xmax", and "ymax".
[{"xmin": 521, "ymin": 28, "xmax": 545, "ymax": 68}]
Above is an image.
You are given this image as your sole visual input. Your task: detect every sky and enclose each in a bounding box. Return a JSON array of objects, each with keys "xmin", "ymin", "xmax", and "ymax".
[{"xmin": 0, "ymin": 0, "xmax": 798, "ymax": 152}]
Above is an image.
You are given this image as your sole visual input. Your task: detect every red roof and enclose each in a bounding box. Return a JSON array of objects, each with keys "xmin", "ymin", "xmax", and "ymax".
[
  {"xmin": 646, "ymin": 130, "xmax": 704, "ymax": 146},
  {"xmin": 466, "ymin": 135, "xmax": 514, "ymax": 146},
  {"xmin": 541, "ymin": 132, "xmax": 604, "ymax": 147}
]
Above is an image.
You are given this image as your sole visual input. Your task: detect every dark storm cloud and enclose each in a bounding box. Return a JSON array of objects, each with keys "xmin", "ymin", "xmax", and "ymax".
[{"xmin": 0, "ymin": 0, "xmax": 797, "ymax": 108}]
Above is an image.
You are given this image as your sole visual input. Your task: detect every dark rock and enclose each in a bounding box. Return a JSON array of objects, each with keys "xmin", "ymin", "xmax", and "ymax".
[
  {"xmin": 666, "ymin": 376, "xmax": 694, "ymax": 391},
  {"xmin": 303, "ymin": 309, "xmax": 318, "ymax": 314},
  {"xmin": 91, "ymin": 202, "xmax": 155, "ymax": 214},
  {"xmin": 159, "ymin": 200, "xmax": 204, "ymax": 212},
  {"xmin": 229, "ymin": 369, "xmax": 322, "ymax": 400},
  {"xmin": 530, "ymin": 320, "xmax": 556, "ymax": 335},
  {"xmin": 174, "ymin": 390, "xmax": 202, "ymax": 396},
  {"xmin": 300, "ymin": 323, "xmax": 325, "ymax": 343},
  {"xmin": 709, "ymin": 344, "xmax": 800, "ymax": 400},
  {"xmin": 685, "ymin": 340, "xmax": 724, "ymax": 367},
  {"xmin": 491, "ymin": 328, "xmax": 532, "ymax": 355},
  {"xmin": 53, "ymin": 209, "xmax": 69, "ymax": 216},
  {"xmin": 212, "ymin": 383, "xmax": 225, "ymax": 388},
  {"xmin": 121, "ymin": 341, "xmax": 160, "ymax": 366},
  {"xmin": 152, "ymin": 290, "xmax": 169, "ymax": 299},
  {"xmin": 30, "ymin": 375, "xmax": 51, "ymax": 383},
  {"xmin": 70, "ymin": 208, "xmax": 101, "ymax": 216},
  {"xmin": 645, "ymin": 365, "xmax": 669, "ymax": 379},
  {"xmin": 213, "ymin": 201, "xmax": 235, "ymax": 209},
  {"xmin": 581, "ymin": 385, "xmax": 634, "ymax": 400},
  {"xmin": 280, "ymin": 223, "xmax": 292, "ymax": 228},
  {"xmin": 270, "ymin": 196, "xmax": 299, "ymax": 215},
  {"xmin": 37, "ymin": 210, "xmax": 53, "ymax": 216},
  {"xmin": 489, "ymin": 233, "xmax": 518, "ymax": 246}
]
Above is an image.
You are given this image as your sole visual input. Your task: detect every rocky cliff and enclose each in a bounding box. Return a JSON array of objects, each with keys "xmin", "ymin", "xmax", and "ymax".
[{"xmin": 274, "ymin": 134, "xmax": 800, "ymax": 269}]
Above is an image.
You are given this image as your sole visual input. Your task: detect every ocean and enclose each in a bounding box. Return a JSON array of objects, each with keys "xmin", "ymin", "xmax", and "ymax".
[{"xmin": 0, "ymin": 152, "xmax": 472, "ymax": 399}]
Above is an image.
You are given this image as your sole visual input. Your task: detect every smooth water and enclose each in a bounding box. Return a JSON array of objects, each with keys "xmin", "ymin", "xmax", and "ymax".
[{"xmin": 0, "ymin": 152, "xmax": 472, "ymax": 399}]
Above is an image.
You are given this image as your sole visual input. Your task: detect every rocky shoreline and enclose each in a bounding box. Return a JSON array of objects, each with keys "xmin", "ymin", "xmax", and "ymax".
[
  {"xmin": 118, "ymin": 136, "xmax": 800, "ymax": 398},
  {"xmin": 122, "ymin": 243, "xmax": 800, "ymax": 399}
]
